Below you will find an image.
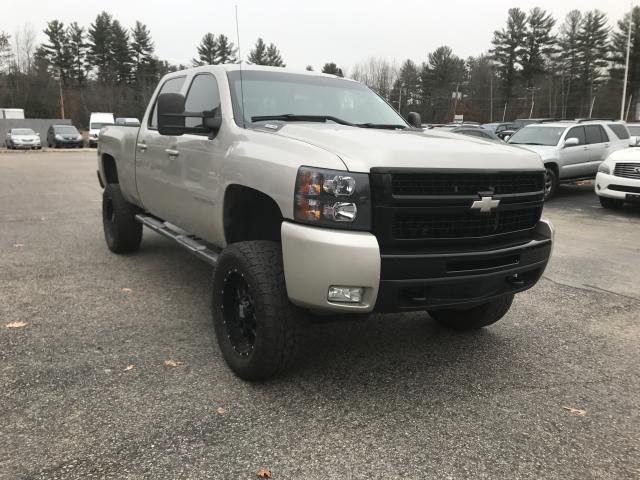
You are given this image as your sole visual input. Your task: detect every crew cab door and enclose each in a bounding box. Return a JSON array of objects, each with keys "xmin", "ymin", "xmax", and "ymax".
[
  {"xmin": 135, "ymin": 75, "xmax": 187, "ymax": 223},
  {"xmin": 171, "ymin": 73, "xmax": 227, "ymax": 240},
  {"xmin": 558, "ymin": 126, "xmax": 589, "ymax": 178}
]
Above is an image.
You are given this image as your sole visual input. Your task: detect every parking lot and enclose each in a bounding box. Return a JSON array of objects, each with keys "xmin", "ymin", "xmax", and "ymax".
[{"xmin": 1, "ymin": 150, "xmax": 639, "ymax": 479}]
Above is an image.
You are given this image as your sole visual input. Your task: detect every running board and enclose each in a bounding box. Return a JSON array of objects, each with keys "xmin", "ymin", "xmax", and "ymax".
[{"xmin": 135, "ymin": 214, "xmax": 219, "ymax": 266}]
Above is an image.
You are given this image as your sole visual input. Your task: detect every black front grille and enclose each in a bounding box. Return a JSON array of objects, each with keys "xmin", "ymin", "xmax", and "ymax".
[
  {"xmin": 608, "ymin": 184, "xmax": 640, "ymax": 194},
  {"xmin": 614, "ymin": 163, "xmax": 640, "ymax": 180},
  {"xmin": 371, "ymin": 169, "xmax": 545, "ymax": 250},
  {"xmin": 391, "ymin": 172, "xmax": 544, "ymax": 196},
  {"xmin": 393, "ymin": 207, "xmax": 542, "ymax": 240}
]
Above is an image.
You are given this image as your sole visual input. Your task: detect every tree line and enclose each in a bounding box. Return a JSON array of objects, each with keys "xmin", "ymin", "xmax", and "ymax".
[{"xmin": 0, "ymin": 6, "xmax": 638, "ymax": 127}]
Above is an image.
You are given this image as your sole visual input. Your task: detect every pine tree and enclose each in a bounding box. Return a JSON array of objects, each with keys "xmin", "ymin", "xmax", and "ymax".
[
  {"xmin": 87, "ymin": 11, "xmax": 114, "ymax": 83},
  {"xmin": 131, "ymin": 21, "xmax": 154, "ymax": 77},
  {"xmin": 193, "ymin": 33, "xmax": 218, "ymax": 66},
  {"xmin": 216, "ymin": 34, "xmax": 237, "ymax": 64},
  {"xmin": 558, "ymin": 10, "xmax": 583, "ymax": 117},
  {"xmin": 577, "ymin": 10, "xmax": 609, "ymax": 115},
  {"xmin": 521, "ymin": 7, "xmax": 556, "ymax": 88},
  {"xmin": 0, "ymin": 32, "xmax": 14, "ymax": 73},
  {"xmin": 111, "ymin": 20, "xmax": 132, "ymax": 84},
  {"xmin": 305, "ymin": 65, "xmax": 314, "ymax": 71},
  {"xmin": 265, "ymin": 43, "xmax": 285, "ymax": 67},
  {"xmin": 422, "ymin": 46, "xmax": 467, "ymax": 122},
  {"xmin": 41, "ymin": 20, "xmax": 72, "ymax": 82},
  {"xmin": 390, "ymin": 59, "xmax": 420, "ymax": 115},
  {"xmin": 321, "ymin": 62, "xmax": 343, "ymax": 76},
  {"xmin": 490, "ymin": 8, "xmax": 527, "ymax": 105},
  {"xmin": 67, "ymin": 22, "xmax": 88, "ymax": 86},
  {"xmin": 611, "ymin": 6, "xmax": 640, "ymax": 117},
  {"xmin": 247, "ymin": 38, "xmax": 268, "ymax": 65}
]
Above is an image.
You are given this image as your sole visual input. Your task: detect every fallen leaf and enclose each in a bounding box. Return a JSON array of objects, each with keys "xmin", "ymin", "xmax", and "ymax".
[
  {"xmin": 6, "ymin": 321, "xmax": 27, "ymax": 329},
  {"xmin": 562, "ymin": 406, "xmax": 586, "ymax": 416},
  {"xmin": 121, "ymin": 288, "xmax": 133, "ymax": 294},
  {"xmin": 164, "ymin": 359, "xmax": 181, "ymax": 368},
  {"xmin": 216, "ymin": 407, "xmax": 226, "ymax": 415},
  {"xmin": 124, "ymin": 364, "xmax": 135, "ymax": 372},
  {"xmin": 13, "ymin": 243, "xmax": 23, "ymax": 248},
  {"xmin": 256, "ymin": 469, "xmax": 272, "ymax": 479}
]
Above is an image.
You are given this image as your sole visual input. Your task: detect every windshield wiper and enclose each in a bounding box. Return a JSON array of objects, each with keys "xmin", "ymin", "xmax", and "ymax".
[
  {"xmin": 517, "ymin": 142, "xmax": 547, "ymax": 146},
  {"xmin": 356, "ymin": 123, "xmax": 407, "ymax": 130},
  {"xmin": 251, "ymin": 114, "xmax": 355, "ymax": 126}
]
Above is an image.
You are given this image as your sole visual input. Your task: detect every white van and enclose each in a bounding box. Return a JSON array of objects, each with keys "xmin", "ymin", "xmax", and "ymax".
[
  {"xmin": 1, "ymin": 108, "xmax": 25, "ymax": 119},
  {"xmin": 88, "ymin": 112, "xmax": 115, "ymax": 147}
]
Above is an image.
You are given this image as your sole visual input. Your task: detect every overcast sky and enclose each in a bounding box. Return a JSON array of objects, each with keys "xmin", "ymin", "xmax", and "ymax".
[{"xmin": 2, "ymin": 0, "xmax": 631, "ymax": 71}]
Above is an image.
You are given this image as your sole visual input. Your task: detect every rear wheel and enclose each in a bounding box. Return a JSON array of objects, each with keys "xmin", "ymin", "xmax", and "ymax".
[
  {"xmin": 212, "ymin": 241, "xmax": 303, "ymax": 380},
  {"xmin": 599, "ymin": 196, "xmax": 624, "ymax": 209},
  {"xmin": 544, "ymin": 166, "xmax": 558, "ymax": 201},
  {"xmin": 428, "ymin": 294, "xmax": 514, "ymax": 331},
  {"xmin": 102, "ymin": 183, "xmax": 143, "ymax": 253}
]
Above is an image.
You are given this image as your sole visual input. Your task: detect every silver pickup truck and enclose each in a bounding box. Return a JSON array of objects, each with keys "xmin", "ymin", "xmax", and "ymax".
[{"xmin": 98, "ymin": 65, "xmax": 554, "ymax": 380}]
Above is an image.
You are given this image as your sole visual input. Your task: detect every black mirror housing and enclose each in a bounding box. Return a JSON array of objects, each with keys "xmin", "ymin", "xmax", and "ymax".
[
  {"xmin": 158, "ymin": 93, "xmax": 186, "ymax": 136},
  {"xmin": 407, "ymin": 111, "xmax": 422, "ymax": 128}
]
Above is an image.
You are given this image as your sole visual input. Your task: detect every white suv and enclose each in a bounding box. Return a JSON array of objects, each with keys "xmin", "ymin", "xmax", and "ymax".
[
  {"xmin": 507, "ymin": 120, "xmax": 631, "ymax": 199},
  {"xmin": 595, "ymin": 148, "xmax": 640, "ymax": 209}
]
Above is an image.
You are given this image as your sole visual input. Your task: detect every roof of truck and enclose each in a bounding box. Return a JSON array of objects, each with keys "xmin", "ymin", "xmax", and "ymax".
[{"xmin": 172, "ymin": 63, "xmax": 357, "ymax": 81}]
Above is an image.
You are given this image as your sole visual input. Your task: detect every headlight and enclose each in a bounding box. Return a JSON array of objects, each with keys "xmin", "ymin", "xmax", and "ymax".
[
  {"xmin": 294, "ymin": 167, "xmax": 371, "ymax": 230},
  {"xmin": 598, "ymin": 163, "xmax": 611, "ymax": 174},
  {"xmin": 77, "ymin": 135, "xmax": 83, "ymax": 140},
  {"xmin": 55, "ymin": 134, "xmax": 63, "ymax": 140}
]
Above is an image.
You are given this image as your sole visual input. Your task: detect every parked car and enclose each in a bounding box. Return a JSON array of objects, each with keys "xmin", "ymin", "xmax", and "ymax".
[
  {"xmin": 625, "ymin": 122, "xmax": 640, "ymax": 144},
  {"xmin": 482, "ymin": 122, "xmax": 516, "ymax": 140},
  {"xmin": 88, "ymin": 112, "xmax": 115, "ymax": 147},
  {"xmin": 595, "ymin": 147, "xmax": 640, "ymax": 208},
  {"xmin": 507, "ymin": 120, "xmax": 631, "ymax": 199},
  {"xmin": 47, "ymin": 124, "xmax": 84, "ymax": 148},
  {"xmin": 98, "ymin": 65, "xmax": 553, "ymax": 380},
  {"xmin": 115, "ymin": 117, "xmax": 141, "ymax": 127},
  {"xmin": 4, "ymin": 128, "xmax": 41, "ymax": 149},
  {"xmin": 450, "ymin": 125, "xmax": 503, "ymax": 142}
]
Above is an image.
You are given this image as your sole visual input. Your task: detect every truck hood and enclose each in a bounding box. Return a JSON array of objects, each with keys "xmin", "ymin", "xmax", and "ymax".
[
  {"xmin": 266, "ymin": 123, "xmax": 544, "ymax": 172},
  {"xmin": 508, "ymin": 144, "xmax": 558, "ymax": 160}
]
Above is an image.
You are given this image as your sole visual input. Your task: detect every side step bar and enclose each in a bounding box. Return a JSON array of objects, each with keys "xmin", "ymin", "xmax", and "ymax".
[{"xmin": 135, "ymin": 214, "xmax": 219, "ymax": 266}]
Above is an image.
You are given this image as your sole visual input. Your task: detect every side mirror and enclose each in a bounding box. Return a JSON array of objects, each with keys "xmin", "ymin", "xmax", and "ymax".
[
  {"xmin": 629, "ymin": 136, "xmax": 640, "ymax": 147},
  {"xmin": 158, "ymin": 93, "xmax": 186, "ymax": 136},
  {"xmin": 158, "ymin": 92, "xmax": 222, "ymax": 137},
  {"xmin": 407, "ymin": 111, "xmax": 422, "ymax": 128},
  {"xmin": 563, "ymin": 137, "xmax": 579, "ymax": 147}
]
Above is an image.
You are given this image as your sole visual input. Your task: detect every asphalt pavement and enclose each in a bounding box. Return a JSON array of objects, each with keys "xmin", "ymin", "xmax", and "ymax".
[{"xmin": 1, "ymin": 151, "xmax": 639, "ymax": 479}]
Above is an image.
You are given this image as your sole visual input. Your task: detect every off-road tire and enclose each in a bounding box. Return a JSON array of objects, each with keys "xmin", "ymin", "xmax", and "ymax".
[
  {"xmin": 428, "ymin": 294, "xmax": 514, "ymax": 331},
  {"xmin": 599, "ymin": 196, "xmax": 624, "ymax": 209},
  {"xmin": 544, "ymin": 166, "xmax": 558, "ymax": 201},
  {"xmin": 212, "ymin": 241, "xmax": 302, "ymax": 381},
  {"xmin": 102, "ymin": 183, "xmax": 142, "ymax": 253}
]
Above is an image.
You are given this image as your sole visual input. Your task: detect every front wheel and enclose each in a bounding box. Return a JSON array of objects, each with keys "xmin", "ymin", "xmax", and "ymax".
[
  {"xmin": 102, "ymin": 183, "xmax": 143, "ymax": 253},
  {"xmin": 599, "ymin": 196, "xmax": 624, "ymax": 209},
  {"xmin": 212, "ymin": 241, "xmax": 303, "ymax": 380},
  {"xmin": 428, "ymin": 294, "xmax": 514, "ymax": 331},
  {"xmin": 544, "ymin": 167, "xmax": 558, "ymax": 201}
]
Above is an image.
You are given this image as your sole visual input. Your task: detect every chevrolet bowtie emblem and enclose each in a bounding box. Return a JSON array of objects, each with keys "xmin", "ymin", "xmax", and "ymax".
[{"xmin": 471, "ymin": 196, "xmax": 500, "ymax": 213}]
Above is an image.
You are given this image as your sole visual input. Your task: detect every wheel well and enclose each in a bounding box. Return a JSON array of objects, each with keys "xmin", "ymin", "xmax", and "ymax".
[
  {"xmin": 544, "ymin": 162, "xmax": 558, "ymax": 176},
  {"xmin": 224, "ymin": 185, "xmax": 283, "ymax": 244},
  {"xmin": 102, "ymin": 154, "xmax": 118, "ymax": 184}
]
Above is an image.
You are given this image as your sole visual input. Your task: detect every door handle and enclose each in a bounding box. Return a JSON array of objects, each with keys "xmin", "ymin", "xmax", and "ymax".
[
  {"xmin": 165, "ymin": 148, "xmax": 179, "ymax": 158},
  {"xmin": 137, "ymin": 142, "xmax": 147, "ymax": 151}
]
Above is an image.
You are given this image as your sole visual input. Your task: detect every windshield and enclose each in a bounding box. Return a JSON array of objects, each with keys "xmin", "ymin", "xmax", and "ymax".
[
  {"xmin": 90, "ymin": 122, "xmax": 113, "ymax": 130},
  {"xmin": 54, "ymin": 126, "xmax": 79, "ymax": 135},
  {"xmin": 12, "ymin": 128, "xmax": 35, "ymax": 135},
  {"xmin": 628, "ymin": 125, "xmax": 640, "ymax": 136},
  {"xmin": 227, "ymin": 70, "xmax": 406, "ymax": 128},
  {"xmin": 508, "ymin": 126, "xmax": 565, "ymax": 146}
]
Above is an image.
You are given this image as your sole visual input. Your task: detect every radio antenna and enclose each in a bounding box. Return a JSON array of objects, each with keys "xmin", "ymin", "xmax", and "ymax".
[{"xmin": 235, "ymin": 5, "xmax": 246, "ymax": 128}]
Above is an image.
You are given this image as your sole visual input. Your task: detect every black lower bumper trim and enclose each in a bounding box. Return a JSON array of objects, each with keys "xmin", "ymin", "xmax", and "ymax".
[{"xmin": 374, "ymin": 238, "xmax": 551, "ymax": 312}]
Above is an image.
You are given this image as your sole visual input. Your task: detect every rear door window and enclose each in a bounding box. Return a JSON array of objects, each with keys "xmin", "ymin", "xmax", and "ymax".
[
  {"xmin": 149, "ymin": 76, "xmax": 186, "ymax": 129},
  {"xmin": 585, "ymin": 125, "xmax": 608, "ymax": 144},
  {"xmin": 566, "ymin": 126, "xmax": 585, "ymax": 145}
]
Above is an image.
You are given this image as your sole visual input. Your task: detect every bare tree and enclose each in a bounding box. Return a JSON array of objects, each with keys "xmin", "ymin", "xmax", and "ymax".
[
  {"xmin": 351, "ymin": 57, "xmax": 398, "ymax": 100},
  {"xmin": 13, "ymin": 23, "xmax": 37, "ymax": 73}
]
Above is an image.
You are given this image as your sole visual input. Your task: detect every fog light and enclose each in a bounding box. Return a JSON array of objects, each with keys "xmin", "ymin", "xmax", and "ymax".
[{"xmin": 328, "ymin": 286, "xmax": 363, "ymax": 303}]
